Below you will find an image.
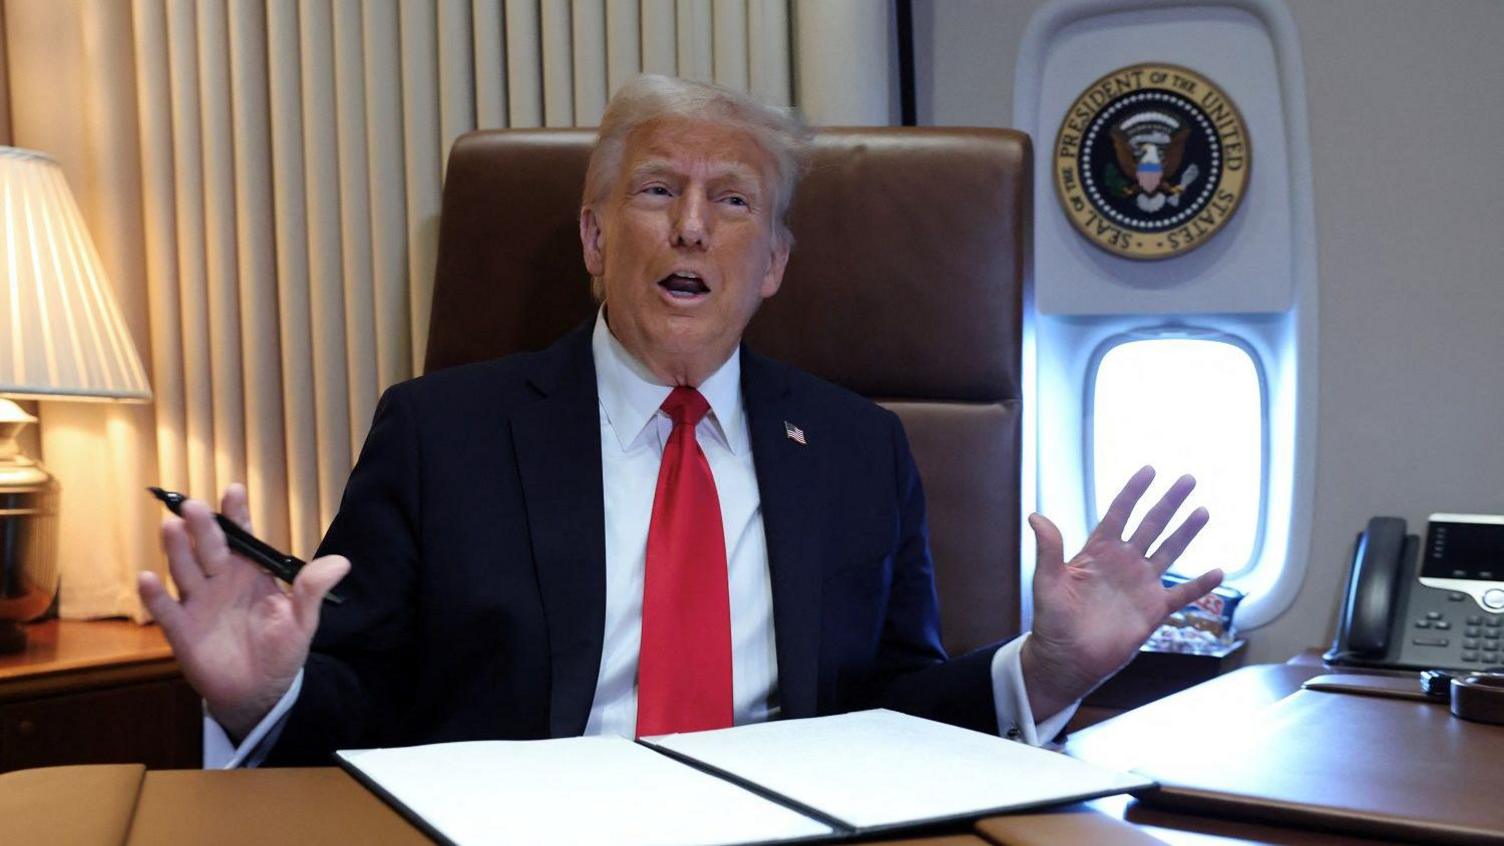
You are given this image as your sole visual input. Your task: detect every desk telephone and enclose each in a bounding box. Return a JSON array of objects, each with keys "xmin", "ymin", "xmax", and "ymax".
[{"xmin": 1326, "ymin": 514, "xmax": 1504, "ymax": 671}]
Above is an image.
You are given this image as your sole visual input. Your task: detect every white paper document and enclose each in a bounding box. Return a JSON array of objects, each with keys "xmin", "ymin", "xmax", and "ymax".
[
  {"xmin": 645, "ymin": 709, "xmax": 1153, "ymax": 831},
  {"xmin": 338, "ymin": 709, "xmax": 1152, "ymax": 845},
  {"xmin": 338, "ymin": 736, "xmax": 832, "ymax": 846}
]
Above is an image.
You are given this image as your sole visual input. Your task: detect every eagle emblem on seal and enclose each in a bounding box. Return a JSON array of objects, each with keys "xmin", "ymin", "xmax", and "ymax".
[{"xmin": 1108, "ymin": 111, "xmax": 1200, "ymax": 213}]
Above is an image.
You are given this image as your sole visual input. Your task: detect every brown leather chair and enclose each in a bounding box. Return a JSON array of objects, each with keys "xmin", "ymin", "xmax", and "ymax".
[{"xmin": 425, "ymin": 127, "xmax": 1030, "ymax": 656}]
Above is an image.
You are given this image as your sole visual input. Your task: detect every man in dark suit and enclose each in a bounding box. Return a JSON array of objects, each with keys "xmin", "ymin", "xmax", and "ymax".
[{"xmin": 140, "ymin": 75, "xmax": 1221, "ymax": 766}]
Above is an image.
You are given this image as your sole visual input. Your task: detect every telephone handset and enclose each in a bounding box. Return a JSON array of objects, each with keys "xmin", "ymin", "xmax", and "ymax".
[{"xmin": 1326, "ymin": 514, "xmax": 1504, "ymax": 671}]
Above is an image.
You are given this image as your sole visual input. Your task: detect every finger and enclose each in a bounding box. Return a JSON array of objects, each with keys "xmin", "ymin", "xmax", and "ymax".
[
  {"xmin": 161, "ymin": 516, "xmax": 207, "ymax": 594},
  {"xmin": 291, "ymin": 555, "xmax": 351, "ymax": 635},
  {"xmin": 1028, "ymin": 513, "xmax": 1066, "ymax": 579},
  {"xmin": 180, "ymin": 498, "xmax": 233, "ymax": 578},
  {"xmin": 1096, "ymin": 465, "xmax": 1155, "ymax": 541},
  {"xmin": 1128, "ymin": 474, "xmax": 1196, "ymax": 553},
  {"xmin": 220, "ymin": 483, "xmax": 252, "ymax": 532},
  {"xmin": 1149, "ymin": 506, "xmax": 1210, "ymax": 572},
  {"xmin": 1164, "ymin": 568, "xmax": 1224, "ymax": 612},
  {"xmin": 138, "ymin": 571, "xmax": 189, "ymax": 636}
]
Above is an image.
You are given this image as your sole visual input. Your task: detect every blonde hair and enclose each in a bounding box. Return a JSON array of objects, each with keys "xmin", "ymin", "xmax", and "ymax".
[{"xmin": 583, "ymin": 74, "xmax": 807, "ymax": 249}]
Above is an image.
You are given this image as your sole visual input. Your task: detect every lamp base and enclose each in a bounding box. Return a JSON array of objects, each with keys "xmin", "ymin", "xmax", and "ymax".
[
  {"xmin": 0, "ymin": 408, "xmax": 61, "ymax": 642},
  {"xmin": 0, "ymin": 619, "xmax": 26, "ymax": 654}
]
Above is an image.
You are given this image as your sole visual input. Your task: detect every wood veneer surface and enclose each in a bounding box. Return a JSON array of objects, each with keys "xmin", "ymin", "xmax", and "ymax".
[{"xmin": 0, "ymin": 619, "xmax": 172, "ymax": 681}]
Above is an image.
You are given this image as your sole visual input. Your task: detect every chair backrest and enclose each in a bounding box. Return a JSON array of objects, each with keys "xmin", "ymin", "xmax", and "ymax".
[{"xmin": 427, "ymin": 127, "xmax": 1029, "ymax": 654}]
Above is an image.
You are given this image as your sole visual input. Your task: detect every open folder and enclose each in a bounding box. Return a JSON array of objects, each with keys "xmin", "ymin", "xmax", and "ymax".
[{"xmin": 336, "ymin": 709, "xmax": 1152, "ymax": 846}]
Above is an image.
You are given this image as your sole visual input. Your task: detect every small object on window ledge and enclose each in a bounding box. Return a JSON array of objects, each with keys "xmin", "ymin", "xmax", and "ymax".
[{"xmin": 1147, "ymin": 575, "xmax": 1245, "ymax": 654}]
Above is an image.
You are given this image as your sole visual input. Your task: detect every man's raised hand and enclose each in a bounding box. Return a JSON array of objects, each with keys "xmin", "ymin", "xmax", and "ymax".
[
  {"xmin": 1020, "ymin": 466, "xmax": 1223, "ymax": 719},
  {"xmin": 137, "ymin": 483, "xmax": 349, "ymax": 742}
]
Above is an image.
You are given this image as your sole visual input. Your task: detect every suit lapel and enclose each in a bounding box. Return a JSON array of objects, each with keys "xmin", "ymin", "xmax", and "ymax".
[
  {"xmin": 510, "ymin": 325, "xmax": 607, "ymax": 737},
  {"xmin": 742, "ymin": 350, "xmax": 824, "ymax": 719}
]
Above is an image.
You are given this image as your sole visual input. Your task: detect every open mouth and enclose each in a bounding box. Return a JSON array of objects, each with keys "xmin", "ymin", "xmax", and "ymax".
[{"xmin": 658, "ymin": 273, "xmax": 710, "ymax": 300}]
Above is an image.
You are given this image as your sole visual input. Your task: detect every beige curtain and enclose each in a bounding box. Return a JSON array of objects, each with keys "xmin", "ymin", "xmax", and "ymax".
[
  {"xmin": 2, "ymin": 0, "xmax": 796, "ymax": 621},
  {"xmin": 0, "ymin": 2, "xmax": 9, "ymax": 144}
]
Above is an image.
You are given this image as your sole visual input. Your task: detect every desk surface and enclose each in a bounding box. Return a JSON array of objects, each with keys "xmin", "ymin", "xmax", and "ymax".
[
  {"xmin": 0, "ymin": 619, "xmax": 176, "ymax": 701},
  {"xmin": 1043, "ymin": 657, "xmax": 1452, "ymax": 846},
  {"xmin": 0, "ymin": 653, "xmax": 1472, "ymax": 846},
  {"xmin": 0, "ymin": 620, "xmax": 171, "ymax": 677},
  {"xmin": 0, "ymin": 756, "xmax": 1401, "ymax": 846},
  {"xmin": 0, "ymin": 764, "xmax": 991, "ymax": 846}
]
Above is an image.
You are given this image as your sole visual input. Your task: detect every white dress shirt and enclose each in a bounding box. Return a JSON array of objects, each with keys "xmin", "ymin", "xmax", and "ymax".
[
  {"xmin": 587, "ymin": 310, "xmax": 778, "ymax": 734},
  {"xmin": 204, "ymin": 311, "xmax": 1075, "ymax": 766}
]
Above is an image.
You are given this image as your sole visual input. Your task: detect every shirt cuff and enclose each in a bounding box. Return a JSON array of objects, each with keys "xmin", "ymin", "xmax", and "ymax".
[
  {"xmin": 201, "ymin": 669, "xmax": 304, "ymax": 769},
  {"xmin": 989, "ymin": 633, "xmax": 1080, "ymax": 746}
]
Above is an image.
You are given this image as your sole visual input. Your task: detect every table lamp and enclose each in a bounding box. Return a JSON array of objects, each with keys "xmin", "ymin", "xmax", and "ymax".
[{"xmin": 0, "ymin": 146, "xmax": 152, "ymax": 653}]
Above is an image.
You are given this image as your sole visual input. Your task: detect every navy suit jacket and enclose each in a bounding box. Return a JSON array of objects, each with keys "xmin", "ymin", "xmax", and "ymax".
[{"xmin": 266, "ymin": 322, "xmax": 1004, "ymax": 765}]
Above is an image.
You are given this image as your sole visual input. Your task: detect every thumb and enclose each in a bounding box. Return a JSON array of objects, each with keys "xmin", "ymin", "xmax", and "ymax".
[
  {"xmin": 291, "ymin": 555, "xmax": 351, "ymax": 633},
  {"xmin": 1028, "ymin": 512, "xmax": 1066, "ymax": 579},
  {"xmin": 137, "ymin": 571, "xmax": 187, "ymax": 634}
]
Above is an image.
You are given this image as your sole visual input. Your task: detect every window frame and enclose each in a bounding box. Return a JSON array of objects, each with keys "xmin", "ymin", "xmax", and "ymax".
[{"xmin": 1082, "ymin": 324, "xmax": 1272, "ymax": 579}]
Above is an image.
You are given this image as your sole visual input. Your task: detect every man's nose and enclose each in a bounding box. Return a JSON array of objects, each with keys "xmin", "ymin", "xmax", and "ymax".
[{"xmin": 672, "ymin": 193, "xmax": 709, "ymax": 249}]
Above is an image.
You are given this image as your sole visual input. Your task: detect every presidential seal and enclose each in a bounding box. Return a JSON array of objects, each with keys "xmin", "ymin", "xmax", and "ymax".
[{"xmin": 1053, "ymin": 64, "xmax": 1250, "ymax": 260}]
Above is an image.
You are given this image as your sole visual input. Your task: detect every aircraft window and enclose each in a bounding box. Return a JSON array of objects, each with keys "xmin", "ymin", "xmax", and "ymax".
[{"xmin": 1089, "ymin": 334, "xmax": 1265, "ymax": 578}]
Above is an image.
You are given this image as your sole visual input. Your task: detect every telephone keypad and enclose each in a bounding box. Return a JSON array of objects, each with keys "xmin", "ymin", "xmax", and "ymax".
[{"xmin": 1390, "ymin": 585, "xmax": 1504, "ymax": 671}]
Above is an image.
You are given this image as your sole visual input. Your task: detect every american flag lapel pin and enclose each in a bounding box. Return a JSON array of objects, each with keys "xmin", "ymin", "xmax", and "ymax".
[{"xmin": 784, "ymin": 420, "xmax": 807, "ymax": 445}]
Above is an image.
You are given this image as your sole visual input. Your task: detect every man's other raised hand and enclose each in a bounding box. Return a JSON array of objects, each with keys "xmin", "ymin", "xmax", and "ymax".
[{"xmin": 1021, "ymin": 466, "xmax": 1223, "ymax": 720}]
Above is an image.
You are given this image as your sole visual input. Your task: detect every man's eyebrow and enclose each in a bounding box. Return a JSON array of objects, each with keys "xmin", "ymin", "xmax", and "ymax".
[
  {"xmin": 708, "ymin": 164, "xmax": 763, "ymax": 190},
  {"xmin": 626, "ymin": 159, "xmax": 764, "ymax": 191},
  {"xmin": 627, "ymin": 160, "xmax": 676, "ymax": 180}
]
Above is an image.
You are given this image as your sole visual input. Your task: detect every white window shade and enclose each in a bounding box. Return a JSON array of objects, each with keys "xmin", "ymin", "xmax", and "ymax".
[{"xmin": 1091, "ymin": 337, "xmax": 1264, "ymax": 577}]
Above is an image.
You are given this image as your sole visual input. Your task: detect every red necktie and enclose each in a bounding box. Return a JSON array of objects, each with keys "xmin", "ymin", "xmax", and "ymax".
[{"xmin": 636, "ymin": 387, "xmax": 733, "ymax": 736}]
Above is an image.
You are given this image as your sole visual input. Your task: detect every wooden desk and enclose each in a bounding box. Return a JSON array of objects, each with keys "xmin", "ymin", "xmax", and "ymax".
[
  {"xmin": 975, "ymin": 657, "xmax": 1442, "ymax": 845},
  {"xmin": 0, "ymin": 619, "xmax": 200, "ymax": 772},
  {"xmin": 0, "ymin": 764, "xmax": 990, "ymax": 845},
  {"xmin": 0, "ymin": 648, "xmax": 1466, "ymax": 845}
]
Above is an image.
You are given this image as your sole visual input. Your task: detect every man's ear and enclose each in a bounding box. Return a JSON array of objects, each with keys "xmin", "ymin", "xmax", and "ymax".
[
  {"xmin": 580, "ymin": 206, "xmax": 605, "ymax": 277},
  {"xmin": 759, "ymin": 238, "xmax": 791, "ymax": 299}
]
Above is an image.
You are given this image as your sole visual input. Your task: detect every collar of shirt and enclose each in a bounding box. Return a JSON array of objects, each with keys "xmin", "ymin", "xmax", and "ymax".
[{"xmin": 591, "ymin": 308, "xmax": 745, "ymax": 455}]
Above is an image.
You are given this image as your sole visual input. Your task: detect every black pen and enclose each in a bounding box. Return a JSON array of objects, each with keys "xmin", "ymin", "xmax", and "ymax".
[{"xmin": 148, "ymin": 487, "xmax": 345, "ymax": 605}]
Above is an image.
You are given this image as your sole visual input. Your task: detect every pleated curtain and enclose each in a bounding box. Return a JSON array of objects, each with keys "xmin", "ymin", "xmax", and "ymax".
[
  {"xmin": 0, "ymin": 5, "xmax": 10, "ymax": 145},
  {"xmin": 4, "ymin": 0, "xmax": 799, "ymax": 620}
]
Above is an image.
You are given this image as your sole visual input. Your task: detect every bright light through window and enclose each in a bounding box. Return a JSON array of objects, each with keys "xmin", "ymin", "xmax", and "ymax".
[{"xmin": 1091, "ymin": 337, "xmax": 1264, "ymax": 577}]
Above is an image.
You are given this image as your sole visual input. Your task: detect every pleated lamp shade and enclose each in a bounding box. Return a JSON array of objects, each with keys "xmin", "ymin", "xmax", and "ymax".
[{"xmin": 0, "ymin": 146, "xmax": 151, "ymax": 402}]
